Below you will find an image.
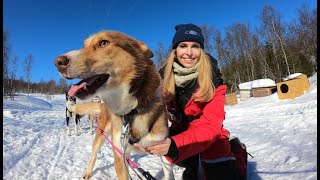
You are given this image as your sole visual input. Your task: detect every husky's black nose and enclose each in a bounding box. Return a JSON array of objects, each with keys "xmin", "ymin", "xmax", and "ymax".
[{"xmin": 54, "ymin": 55, "xmax": 70, "ymax": 73}]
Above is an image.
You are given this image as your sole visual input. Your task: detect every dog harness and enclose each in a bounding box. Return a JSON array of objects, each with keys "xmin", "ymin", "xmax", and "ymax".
[
  {"xmin": 96, "ymin": 109, "xmax": 156, "ymax": 180},
  {"xmin": 122, "ymin": 109, "xmax": 142, "ymax": 145}
]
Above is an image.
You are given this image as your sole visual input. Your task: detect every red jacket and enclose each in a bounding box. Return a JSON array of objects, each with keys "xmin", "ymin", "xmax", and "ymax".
[{"xmin": 165, "ymin": 85, "xmax": 235, "ymax": 163}]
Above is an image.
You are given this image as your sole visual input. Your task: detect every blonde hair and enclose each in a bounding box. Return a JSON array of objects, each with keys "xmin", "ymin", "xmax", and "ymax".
[{"xmin": 163, "ymin": 49, "xmax": 215, "ymax": 102}]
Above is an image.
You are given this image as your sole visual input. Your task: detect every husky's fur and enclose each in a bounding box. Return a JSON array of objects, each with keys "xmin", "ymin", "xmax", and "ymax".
[{"xmin": 54, "ymin": 31, "xmax": 174, "ymax": 180}]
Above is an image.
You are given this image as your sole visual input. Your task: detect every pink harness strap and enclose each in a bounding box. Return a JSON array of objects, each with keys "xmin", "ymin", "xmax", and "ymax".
[
  {"xmin": 95, "ymin": 121, "xmax": 157, "ymax": 180},
  {"xmin": 96, "ymin": 126, "xmax": 139, "ymax": 169}
]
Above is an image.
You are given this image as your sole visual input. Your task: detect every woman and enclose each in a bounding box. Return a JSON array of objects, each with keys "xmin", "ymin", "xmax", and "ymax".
[{"xmin": 135, "ymin": 23, "xmax": 238, "ymax": 179}]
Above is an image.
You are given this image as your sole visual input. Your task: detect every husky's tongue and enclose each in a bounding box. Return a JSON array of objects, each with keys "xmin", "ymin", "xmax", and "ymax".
[
  {"xmin": 68, "ymin": 82, "xmax": 87, "ymax": 96},
  {"xmin": 67, "ymin": 74, "xmax": 110, "ymax": 98}
]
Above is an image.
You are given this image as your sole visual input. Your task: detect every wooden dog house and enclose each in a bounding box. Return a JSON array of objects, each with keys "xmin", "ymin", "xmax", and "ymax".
[
  {"xmin": 225, "ymin": 92, "xmax": 238, "ymax": 106},
  {"xmin": 252, "ymin": 87, "xmax": 277, "ymax": 97},
  {"xmin": 276, "ymin": 73, "xmax": 310, "ymax": 100},
  {"xmin": 251, "ymin": 79, "xmax": 277, "ymax": 97}
]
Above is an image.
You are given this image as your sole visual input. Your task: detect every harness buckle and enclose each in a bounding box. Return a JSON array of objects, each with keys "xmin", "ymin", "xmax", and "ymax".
[{"xmin": 121, "ymin": 117, "xmax": 130, "ymax": 141}]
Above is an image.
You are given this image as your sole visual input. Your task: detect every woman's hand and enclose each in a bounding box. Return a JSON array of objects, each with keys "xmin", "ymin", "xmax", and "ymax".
[{"xmin": 133, "ymin": 138, "xmax": 171, "ymax": 156}]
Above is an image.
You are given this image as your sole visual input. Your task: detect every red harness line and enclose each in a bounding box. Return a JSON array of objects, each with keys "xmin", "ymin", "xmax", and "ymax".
[{"xmin": 96, "ymin": 126, "xmax": 139, "ymax": 169}]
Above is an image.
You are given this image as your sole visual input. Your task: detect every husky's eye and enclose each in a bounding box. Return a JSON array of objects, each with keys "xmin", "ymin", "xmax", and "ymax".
[{"xmin": 99, "ymin": 40, "xmax": 109, "ymax": 48}]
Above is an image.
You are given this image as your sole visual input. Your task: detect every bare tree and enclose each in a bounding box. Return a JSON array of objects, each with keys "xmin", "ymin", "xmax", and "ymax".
[
  {"xmin": 259, "ymin": 6, "xmax": 286, "ymax": 81},
  {"xmin": 296, "ymin": 4, "xmax": 317, "ymax": 56},
  {"xmin": 48, "ymin": 79, "xmax": 56, "ymax": 97},
  {"xmin": 212, "ymin": 28, "xmax": 226, "ymax": 73},
  {"xmin": 288, "ymin": 3, "xmax": 317, "ymax": 73},
  {"xmin": 223, "ymin": 24, "xmax": 254, "ymax": 82},
  {"xmin": 233, "ymin": 23, "xmax": 257, "ymax": 80},
  {"xmin": 154, "ymin": 41, "xmax": 171, "ymax": 70},
  {"xmin": 38, "ymin": 79, "xmax": 47, "ymax": 94},
  {"xmin": 8, "ymin": 56, "xmax": 18, "ymax": 100},
  {"xmin": 220, "ymin": 31, "xmax": 243, "ymax": 89},
  {"xmin": 3, "ymin": 30, "xmax": 11, "ymax": 96},
  {"xmin": 200, "ymin": 24, "xmax": 214, "ymax": 54},
  {"xmin": 24, "ymin": 54, "xmax": 33, "ymax": 96},
  {"xmin": 58, "ymin": 77, "xmax": 69, "ymax": 93},
  {"xmin": 17, "ymin": 76, "xmax": 24, "ymax": 93},
  {"xmin": 272, "ymin": 18, "xmax": 290, "ymax": 75},
  {"xmin": 254, "ymin": 35, "xmax": 274, "ymax": 79}
]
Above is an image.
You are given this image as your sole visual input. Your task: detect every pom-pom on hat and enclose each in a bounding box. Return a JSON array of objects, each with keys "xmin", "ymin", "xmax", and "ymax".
[{"xmin": 172, "ymin": 23, "xmax": 204, "ymax": 49}]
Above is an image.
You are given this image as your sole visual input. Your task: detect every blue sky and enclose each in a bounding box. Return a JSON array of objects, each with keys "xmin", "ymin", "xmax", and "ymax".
[{"xmin": 3, "ymin": 0, "xmax": 317, "ymax": 84}]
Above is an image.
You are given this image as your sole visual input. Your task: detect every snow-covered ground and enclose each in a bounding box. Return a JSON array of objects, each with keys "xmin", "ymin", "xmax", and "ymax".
[{"xmin": 3, "ymin": 73, "xmax": 317, "ymax": 180}]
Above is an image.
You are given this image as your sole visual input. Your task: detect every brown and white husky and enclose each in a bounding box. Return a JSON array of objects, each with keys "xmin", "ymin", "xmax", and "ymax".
[{"xmin": 54, "ymin": 31, "xmax": 174, "ymax": 180}]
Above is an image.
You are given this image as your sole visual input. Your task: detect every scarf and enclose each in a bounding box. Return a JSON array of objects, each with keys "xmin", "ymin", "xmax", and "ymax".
[{"xmin": 173, "ymin": 62, "xmax": 198, "ymax": 87}]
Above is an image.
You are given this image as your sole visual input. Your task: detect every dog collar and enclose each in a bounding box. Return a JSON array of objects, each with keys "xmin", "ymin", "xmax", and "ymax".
[
  {"xmin": 123, "ymin": 109, "xmax": 138, "ymax": 122},
  {"xmin": 126, "ymin": 109, "xmax": 138, "ymax": 116},
  {"xmin": 122, "ymin": 109, "xmax": 141, "ymax": 145}
]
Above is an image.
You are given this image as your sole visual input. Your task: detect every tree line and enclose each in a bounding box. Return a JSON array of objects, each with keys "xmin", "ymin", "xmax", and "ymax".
[
  {"xmin": 3, "ymin": 4, "xmax": 317, "ymax": 99},
  {"xmin": 3, "ymin": 31, "xmax": 70, "ymax": 100},
  {"xmin": 3, "ymin": 75, "xmax": 70, "ymax": 100},
  {"xmin": 154, "ymin": 4, "xmax": 317, "ymax": 93}
]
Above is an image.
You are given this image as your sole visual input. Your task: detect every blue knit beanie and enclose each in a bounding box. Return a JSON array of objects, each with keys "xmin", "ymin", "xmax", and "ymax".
[{"xmin": 172, "ymin": 23, "xmax": 204, "ymax": 49}]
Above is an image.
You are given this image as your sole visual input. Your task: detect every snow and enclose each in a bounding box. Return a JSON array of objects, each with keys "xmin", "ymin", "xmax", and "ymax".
[
  {"xmin": 240, "ymin": 79, "xmax": 276, "ymax": 90},
  {"xmin": 283, "ymin": 73, "xmax": 303, "ymax": 81},
  {"xmin": 251, "ymin": 79, "xmax": 276, "ymax": 88},
  {"xmin": 3, "ymin": 73, "xmax": 317, "ymax": 180},
  {"xmin": 239, "ymin": 81, "xmax": 254, "ymax": 90}
]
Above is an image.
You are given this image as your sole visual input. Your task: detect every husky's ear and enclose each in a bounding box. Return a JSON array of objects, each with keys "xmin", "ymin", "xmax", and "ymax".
[{"xmin": 139, "ymin": 42, "xmax": 154, "ymax": 58}]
